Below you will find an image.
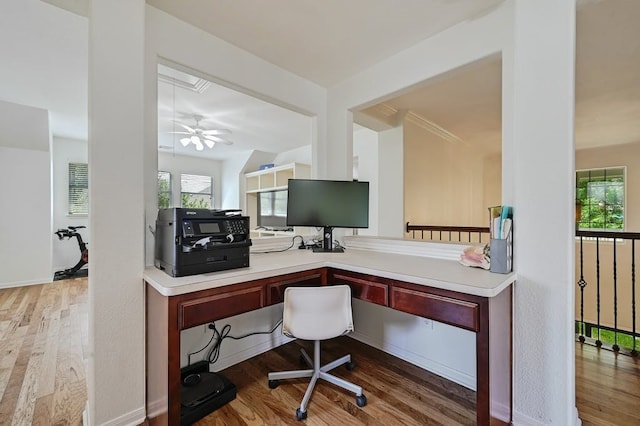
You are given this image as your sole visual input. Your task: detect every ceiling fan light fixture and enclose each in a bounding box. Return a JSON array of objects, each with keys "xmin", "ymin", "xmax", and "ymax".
[{"xmin": 169, "ymin": 115, "xmax": 233, "ymax": 152}]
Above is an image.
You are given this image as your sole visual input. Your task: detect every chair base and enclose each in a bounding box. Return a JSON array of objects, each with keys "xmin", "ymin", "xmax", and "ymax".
[{"xmin": 268, "ymin": 340, "xmax": 367, "ymax": 420}]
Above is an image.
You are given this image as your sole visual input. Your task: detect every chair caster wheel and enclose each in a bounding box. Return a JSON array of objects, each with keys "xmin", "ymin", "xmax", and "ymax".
[
  {"xmin": 346, "ymin": 361, "xmax": 356, "ymax": 371},
  {"xmin": 356, "ymin": 394, "xmax": 367, "ymax": 407},
  {"xmin": 296, "ymin": 408, "xmax": 307, "ymax": 420},
  {"xmin": 268, "ymin": 379, "xmax": 279, "ymax": 389}
]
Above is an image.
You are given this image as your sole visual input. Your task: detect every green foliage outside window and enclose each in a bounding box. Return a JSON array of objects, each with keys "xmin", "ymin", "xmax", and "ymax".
[
  {"xmin": 180, "ymin": 174, "xmax": 212, "ymax": 209},
  {"xmin": 576, "ymin": 167, "xmax": 624, "ymax": 230},
  {"xmin": 158, "ymin": 171, "xmax": 171, "ymax": 208},
  {"xmin": 181, "ymin": 193, "xmax": 210, "ymax": 208}
]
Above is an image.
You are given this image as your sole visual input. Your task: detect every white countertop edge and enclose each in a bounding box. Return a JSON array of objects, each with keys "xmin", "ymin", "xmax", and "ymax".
[{"xmin": 145, "ymin": 236, "xmax": 515, "ymax": 299}]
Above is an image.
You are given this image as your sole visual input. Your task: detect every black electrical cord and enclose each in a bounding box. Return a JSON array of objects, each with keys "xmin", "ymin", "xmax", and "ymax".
[
  {"xmin": 184, "ymin": 319, "xmax": 283, "ymax": 366},
  {"xmin": 251, "ymin": 235, "xmax": 306, "ymax": 254}
]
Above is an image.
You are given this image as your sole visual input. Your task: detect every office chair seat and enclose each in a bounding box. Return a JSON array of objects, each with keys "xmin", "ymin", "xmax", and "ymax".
[{"xmin": 267, "ymin": 285, "xmax": 367, "ymax": 421}]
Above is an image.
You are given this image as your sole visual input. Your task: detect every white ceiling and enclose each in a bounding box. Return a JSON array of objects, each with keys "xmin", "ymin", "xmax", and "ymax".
[
  {"xmin": 156, "ymin": 63, "xmax": 313, "ymax": 160},
  {"xmin": 1, "ymin": 0, "xmax": 639, "ymax": 161},
  {"xmin": 147, "ymin": 0, "xmax": 506, "ymax": 87}
]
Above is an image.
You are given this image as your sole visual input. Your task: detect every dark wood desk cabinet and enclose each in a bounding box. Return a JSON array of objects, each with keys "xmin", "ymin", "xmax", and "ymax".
[{"xmin": 146, "ymin": 267, "xmax": 511, "ymax": 425}]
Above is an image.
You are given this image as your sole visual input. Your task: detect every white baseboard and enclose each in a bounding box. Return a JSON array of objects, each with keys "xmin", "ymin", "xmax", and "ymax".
[
  {"xmin": 0, "ymin": 277, "xmax": 53, "ymax": 289},
  {"xmin": 99, "ymin": 406, "xmax": 146, "ymax": 426},
  {"xmin": 511, "ymin": 406, "xmax": 582, "ymax": 426},
  {"xmin": 349, "ymin": 331, "xmax": 476, "ymax": 390},
  {"xmin": 491, "ymin": 400, "xmax": 511, "ymax": 424},
  {"xmin": 83, "ymin": 401, "xmax": 89, "ymax": 426},
  {"xmin": 146, "ymin": 396, "xmax": 168, "ymax": 420},
  {"xmin": 574, "ymin": 407, "xmax": 582, "ymax": 426}
]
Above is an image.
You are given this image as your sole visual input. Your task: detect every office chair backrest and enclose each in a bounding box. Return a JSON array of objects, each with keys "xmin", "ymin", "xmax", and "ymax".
[{"xmin": 282, "ymin": 285, "xmax": 354, "ymax": 341}]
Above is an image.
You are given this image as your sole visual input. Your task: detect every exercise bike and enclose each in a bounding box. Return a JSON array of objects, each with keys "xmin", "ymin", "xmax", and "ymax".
[{"xmin": 54, "ymin": 226, "xmax": 89, "ymax": 280}]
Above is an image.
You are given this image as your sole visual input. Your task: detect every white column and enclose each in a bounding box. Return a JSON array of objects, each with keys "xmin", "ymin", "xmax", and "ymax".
[
  {"xmin": 507, "ymin": 0, "xmax": 578, "ymax": 424},
  {"xmin": 88, "ymin": 0, "xmax": 146, "ymax": 424},
  {"xmin": 378, "ymin": 126, "xmax": 404, "ymax": 238}
]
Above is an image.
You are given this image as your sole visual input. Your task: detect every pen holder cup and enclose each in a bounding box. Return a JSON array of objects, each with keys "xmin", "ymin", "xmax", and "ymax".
[{"xmin": 490, "ymin": 236, "xmax": 512, "ymax": 274}]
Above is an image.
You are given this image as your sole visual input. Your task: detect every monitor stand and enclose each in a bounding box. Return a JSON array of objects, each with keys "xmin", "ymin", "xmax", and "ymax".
[{"xmin": 312, "ymin": 227, "xmax": 344, "ymax": 253}]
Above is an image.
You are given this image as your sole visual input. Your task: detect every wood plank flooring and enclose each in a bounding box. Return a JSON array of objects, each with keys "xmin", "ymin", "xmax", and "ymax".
[
  {"xmin": 576, "ymin": 343, "xmax": 640, "ymax": 426},
  {"xmin": 201, "ymin": 337, "xmax": 477, "ymax": 425},
  {"xmin": 0, "ymin": 278, "xmax": 88, "ymax": 426},
  {"xmin": 1, "ymin": 278, "xmax": 639, "ymax": 425}
]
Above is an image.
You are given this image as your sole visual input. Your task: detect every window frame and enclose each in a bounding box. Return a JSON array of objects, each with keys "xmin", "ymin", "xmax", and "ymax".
[
  {"xmin": 158, "ymin": 171, "xmax": 172, "ymax": 208},
  {"xmin": 576, "ymin": 166, "xmax": 626, "ymax": 232},
  {"xmin": 180, "ymin": 173, "xmax": 213, "ymax": 209},
  {"xmin": 68, "ymin": 162, "xmax": 89, "ymax": 216}
]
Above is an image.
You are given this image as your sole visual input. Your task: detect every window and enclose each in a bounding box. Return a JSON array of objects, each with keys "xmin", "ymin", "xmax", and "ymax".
[
  {"xmin": 158, "ymin": 171, "xmax": 171, "ymax": 208},
  {"xmin": 181, "ymin": 174, "xmax": 213, "ymax": 208},
  {"xmin": 576, "ymin": 167, "xmax": 625, "ymax": 230},
  {"xmin": 68, "ymin": 163, "xmax": 88, "ymax": 215}
]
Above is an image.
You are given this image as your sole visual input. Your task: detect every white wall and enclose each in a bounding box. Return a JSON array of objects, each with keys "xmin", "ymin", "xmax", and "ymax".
[
  {"xmin": 51, "ymin": 137, "xmax": 88, "ymax": 272},
  {"xmin": 378, "ymin": 126, "xmax": 404, "ymax": 238},
  {"xmin": 353, "ymin": 126, "xmax": 379, "ymax": 236},
  {"xmin": 0, "ymin": 100, "xmax": 52, "ymax": 288},
  {"xmin": 88, "ymin": 1, "xmax": 146, "ymax": 424},
  {"xmin": 157, "ymin": 152, "xmax": 223, "ymax": 209},
  {"xmin": 273, "ymin": 145, "xmax": 312, "ymax": 165},
  {"xmin": 506, "ymin": 1, "xmax": 577, "ymax": 424},
  {"xmin": 221, "ymin": 150, "xmax": 255, "ymax": 211}
]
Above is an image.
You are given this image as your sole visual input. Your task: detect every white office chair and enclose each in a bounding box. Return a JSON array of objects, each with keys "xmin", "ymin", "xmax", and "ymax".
[{"xmin": 268, "ymin": 285, "xmax": 367, "ymax": 420}]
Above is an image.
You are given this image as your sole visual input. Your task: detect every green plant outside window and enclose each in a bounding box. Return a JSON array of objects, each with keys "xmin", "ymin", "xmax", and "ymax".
[{"xmin": 576, "ymin": 167, "xmax": 624, "ymax": 230}]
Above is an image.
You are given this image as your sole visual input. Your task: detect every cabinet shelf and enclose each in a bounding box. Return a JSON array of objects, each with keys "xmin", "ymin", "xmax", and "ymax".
[{"xmin": 245, "ymin": 163, "xmax": 310, "ymax": 237}]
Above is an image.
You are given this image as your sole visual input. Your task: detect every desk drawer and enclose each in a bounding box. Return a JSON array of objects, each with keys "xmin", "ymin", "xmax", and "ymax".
[
  {"xmin": 266, "ymin": 270, "xmax": 324, "ymax": 305},
  {"xmin": 179, "ymin": 286, "xmax": 264, "ymax": 329},
  {"xmin": 329, "ymin": 270, "xmax": 388, "ymax": 306},
  {"xmin": 390, "ymin": 286, "xmax": 479, "ymax": 332}
]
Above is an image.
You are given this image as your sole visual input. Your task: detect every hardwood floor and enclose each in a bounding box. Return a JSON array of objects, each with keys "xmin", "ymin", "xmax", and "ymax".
[
  {"xmin": 0, "ymin": 277, "xmax": 88, "ymax": 426},
  {"xmin": 1, "ymin": 278, "xmax": 639, "ymax": 425},
  {"xmin": 576, "ymin": 343, "xmax": 640, "ymax": 426},
  {"xmin": 201, "ymin": 337, "xmax": 477, "ymax": 426}
]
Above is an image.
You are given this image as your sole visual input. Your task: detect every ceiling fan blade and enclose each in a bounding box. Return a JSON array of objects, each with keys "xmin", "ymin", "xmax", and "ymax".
[
  {"xmin": 204, "ymin": 135, "xmax": 233, "ymax": 145},
  {"xmin": 177, "ymin": 123, "xmax": 195, "ymax": 133},
  {"xmin": 168, "ymin": 131, "xmax": 191, "ymax": 135},
  {"xmin": 201, "ymin": 129, "xmax": 231, "ymax": 135}
]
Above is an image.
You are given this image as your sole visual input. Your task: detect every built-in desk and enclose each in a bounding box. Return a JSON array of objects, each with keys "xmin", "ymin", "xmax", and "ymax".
[{"xmin": 145, "ymin": 245, "xmax": 515, "ymax": 425}]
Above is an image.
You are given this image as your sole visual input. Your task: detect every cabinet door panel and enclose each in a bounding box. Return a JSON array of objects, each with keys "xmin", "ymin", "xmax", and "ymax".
[
  {"xmin": 266, "ymin": 271, "xmax": 324, "ymax": 305},
  {"xmin": 390, "ymin": 286, "xmax": 479, "ymax": 331},
  {"xmin": 179, "ymin": 286, "xmax": 263, "ymax": 329},
  {"xmin": 329, "ymin": 270, "xmax": 388, "ymax": 306}
]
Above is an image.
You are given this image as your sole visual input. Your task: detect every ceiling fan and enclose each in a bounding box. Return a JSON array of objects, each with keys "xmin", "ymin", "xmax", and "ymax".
[{"xmin": 170, "ymin": 115, "xmax": 233, "ymax": 151}]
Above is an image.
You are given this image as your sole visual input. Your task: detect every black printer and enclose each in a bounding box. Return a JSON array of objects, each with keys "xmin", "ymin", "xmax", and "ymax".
[{"xmin": 154, "ymin": 208, "xmax": 251, "ymax": 277}]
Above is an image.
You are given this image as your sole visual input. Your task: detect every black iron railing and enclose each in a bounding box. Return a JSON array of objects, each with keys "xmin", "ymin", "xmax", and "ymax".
[
  {"xmin": 406, "ymin": 224, "xmax": 639, "ymax": 357},
  {"xmin": 576, "ymin": 230, "xmax": 639, "ymax": 356},
  {"xmin": 405, "ymin": 223, "xmax": 490, "ymax": 244}
]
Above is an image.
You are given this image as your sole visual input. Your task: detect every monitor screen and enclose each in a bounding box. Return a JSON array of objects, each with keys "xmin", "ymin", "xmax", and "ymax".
[{"xmin": 286, "ymin": 179, "xmax": 369, "ymax": 229}]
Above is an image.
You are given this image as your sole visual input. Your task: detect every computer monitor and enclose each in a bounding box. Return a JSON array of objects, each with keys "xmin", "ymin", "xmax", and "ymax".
[{"xmin": 286, "ymin": 179, "xmax": 369, "ymax": 252}]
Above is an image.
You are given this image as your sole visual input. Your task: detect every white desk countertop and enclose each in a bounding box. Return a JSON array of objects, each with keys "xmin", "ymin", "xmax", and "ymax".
[{"xmin": 144, "ymin": 239, "xmax": 516, "ymax": 298}]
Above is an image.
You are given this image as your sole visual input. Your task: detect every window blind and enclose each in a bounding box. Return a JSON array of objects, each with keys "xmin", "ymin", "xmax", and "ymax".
[{"xmin": 69, "ymin": 163, "xmax": 88, "ymax": 215}]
